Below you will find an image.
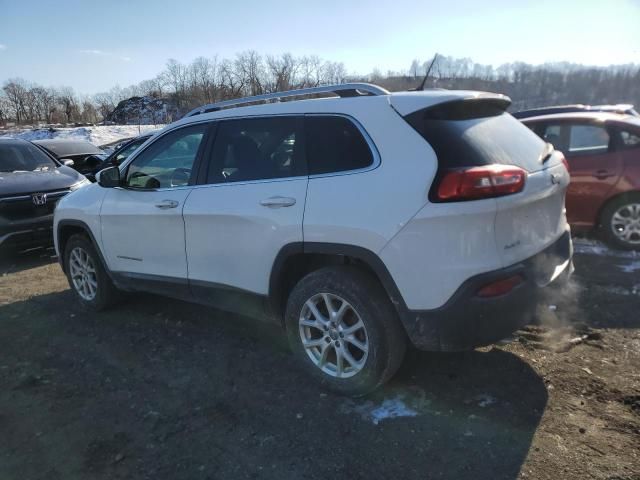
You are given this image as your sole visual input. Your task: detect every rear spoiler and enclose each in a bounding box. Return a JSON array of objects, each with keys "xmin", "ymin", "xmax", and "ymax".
[{"xmin": 390, "ymin": 91, "xmax": 511, "ymax": 117}]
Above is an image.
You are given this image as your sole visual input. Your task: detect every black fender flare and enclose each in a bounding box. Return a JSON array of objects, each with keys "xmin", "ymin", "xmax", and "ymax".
[{"xmin": 268, "ymin": 242, "xmax": 408, "ymax": 319}]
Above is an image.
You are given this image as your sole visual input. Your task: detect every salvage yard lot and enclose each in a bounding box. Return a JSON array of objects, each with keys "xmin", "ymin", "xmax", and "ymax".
[{"xmin": 0, "ymin": 239, "xmax": 638, "ymax": 480}]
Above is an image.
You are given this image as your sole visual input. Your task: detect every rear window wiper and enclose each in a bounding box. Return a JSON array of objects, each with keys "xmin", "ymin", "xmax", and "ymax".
[{"xmin": 540, "ymin": 142, "xmax": 554, "ymax": 164}]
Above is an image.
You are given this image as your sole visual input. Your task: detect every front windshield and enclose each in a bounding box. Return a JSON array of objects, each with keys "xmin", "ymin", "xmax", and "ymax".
[{"xmin": 0, "ymin": 142, "xmax": 58, "ymax": 172}]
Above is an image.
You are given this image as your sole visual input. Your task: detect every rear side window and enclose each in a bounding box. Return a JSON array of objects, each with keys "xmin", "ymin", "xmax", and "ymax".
[
  {"xmin": 207, "ymin": 117, "xmax": 302, "ymax": 184},
  {"xmin": 305, "ymin": 116, "xmax": 373, "ymax": 175},
  {"xmin": 568, "ymin": 125, "xmax": 610, "ymax": 155},
  {"xmin": 405, "ymin": 101, "xmax": 547, "ymax": 172}
]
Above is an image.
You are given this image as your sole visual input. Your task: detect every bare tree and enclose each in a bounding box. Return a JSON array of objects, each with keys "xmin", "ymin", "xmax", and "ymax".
[
  {"xmin": 81, "ymin": 99, "xmax": 98, "ymax": 123},
  {"xmin": 0, "ymin": 95, "xmax": 10, "ymax": 126},
  {"xmin": 235, "ymin": 50, "xmax": 264, "ymax": 96},
  {"xmin": 164, "ymin": 59, "xmax": 189, "ymax": 108},
  {"xmin": 265, "ymin": 53, "xmax": 299, "ymax": 92},
  {"xmin": 57, "ymin": 87, "xmax": 77, "ymax": 124},
  {"xmin": 3, "ymin": 79, "xmax": 29, "ymax": 124}
]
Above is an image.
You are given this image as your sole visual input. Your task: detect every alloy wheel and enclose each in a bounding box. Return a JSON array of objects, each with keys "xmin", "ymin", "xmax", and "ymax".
[
  {"xmin": 298, "ymin": 293, "xmax": 369, "ymax": 378},
  {"xmin": 69, "ymin": 246, "xmax": 98, "ymax": 301},
  {"xmin": 611, "ymin": 202, "xmax": 640, "ymax": 246}
]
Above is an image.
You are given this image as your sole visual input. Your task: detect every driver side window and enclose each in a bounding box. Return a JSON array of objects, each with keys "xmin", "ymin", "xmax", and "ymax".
[{"xmin": 125, "ymin": 124, "xmax": 207, "ymax": 189}]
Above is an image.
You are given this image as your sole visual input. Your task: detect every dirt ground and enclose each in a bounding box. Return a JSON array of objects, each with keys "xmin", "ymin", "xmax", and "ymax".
[{"xmin": 0, "ymin": 238, "xmax": 638, "ymax": 480}]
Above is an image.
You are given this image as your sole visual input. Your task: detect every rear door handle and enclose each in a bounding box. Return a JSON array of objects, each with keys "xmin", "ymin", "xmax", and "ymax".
[
  {"xmin": 259, "ymin": 196, "xmax": 296, "ymax": 208},
  {"xmin": 155, "ymin": 199, "xmax": 179, "ymax": 209},
  {"xmin": 593, "ymin": 170, "xmax": 614, "ymax": 180}
]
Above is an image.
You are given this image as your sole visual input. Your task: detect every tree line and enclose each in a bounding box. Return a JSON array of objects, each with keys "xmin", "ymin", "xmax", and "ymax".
[{"xmin": 1, "ymin": 51, "xmax": 639, "ymax": 127}]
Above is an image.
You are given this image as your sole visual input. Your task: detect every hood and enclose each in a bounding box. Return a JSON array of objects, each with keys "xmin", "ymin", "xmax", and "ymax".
[{"xmin": 0, "ymin": 166, "xmax": 85, "ymax": 198}]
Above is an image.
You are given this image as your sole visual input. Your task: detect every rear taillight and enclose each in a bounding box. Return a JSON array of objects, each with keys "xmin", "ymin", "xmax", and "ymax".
[
  {"xmin": 436, "ymin": 165, "xmax": 527, "ymax": 201},
  {"xmin": 477, "ymin": 275, "xmax": 523, "ymax": 298}
]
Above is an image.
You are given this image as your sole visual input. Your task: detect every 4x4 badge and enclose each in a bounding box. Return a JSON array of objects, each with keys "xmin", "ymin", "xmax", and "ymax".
[{"xmin": 32, "ymin": 193, "xmax": 47, "ymax": 206}]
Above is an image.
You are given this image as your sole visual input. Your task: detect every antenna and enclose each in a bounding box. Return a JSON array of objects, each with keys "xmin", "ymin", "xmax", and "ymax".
[{"xmin": 417, "ymin": 53, "xmax": 439, "ymax": 91}]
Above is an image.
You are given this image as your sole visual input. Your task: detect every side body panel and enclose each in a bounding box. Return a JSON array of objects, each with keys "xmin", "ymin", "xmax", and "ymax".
[
  {"xmin": 302, "ymin": 99, "xmax": 435, "ymax": 255},
  {"xmin": 183, "ymin": 178, "xmax": 308, "ymax": 296},
  {"xmin": 53, "ymin": 183, "xmax": 108, "ymax": 256},
  {"xmin": 99, "ymin": 187, "xmax": 193, "ymax": 278},
  {"xmin": 566, "ymin": 150, "xmax": 623, "ymax": 229}
]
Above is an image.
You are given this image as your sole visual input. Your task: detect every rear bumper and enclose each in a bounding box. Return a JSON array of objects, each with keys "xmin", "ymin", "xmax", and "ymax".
[
  {"xmin": 0, "ymin": 215, "xmax": 54, "ymax": 250},
  {"xmin": 401, "ymin": 230, "xmax": 573, "ymax": 351}
]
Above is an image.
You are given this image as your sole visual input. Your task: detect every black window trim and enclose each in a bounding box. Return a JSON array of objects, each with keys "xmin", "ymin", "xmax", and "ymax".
[
  {"xmin": 192, "ymin": 112, "xmax": 380, "ymax": 187},
  {"xmin": 117, "ymin": 120, "xmax": 215, "ymax": 192}
]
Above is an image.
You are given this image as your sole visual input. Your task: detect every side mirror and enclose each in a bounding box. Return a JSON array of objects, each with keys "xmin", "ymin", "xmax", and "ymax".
[
  {"xmin": 97, "ymin": 166, "xmax": 121, "ymax": 188},
  {"xmin": 61, "ymin": 158, "xmax": 75, "ymax": 167}
]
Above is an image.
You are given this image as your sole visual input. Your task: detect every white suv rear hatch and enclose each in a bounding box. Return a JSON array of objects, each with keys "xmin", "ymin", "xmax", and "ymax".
[{"xmin": 399, "ymin": 95, "xmax": 570, "ymax": 270}]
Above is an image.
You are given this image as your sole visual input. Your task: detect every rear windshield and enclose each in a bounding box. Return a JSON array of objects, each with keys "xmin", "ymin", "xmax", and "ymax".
[
  {"xmin": 36, "ymin": 141, "xmax": 103, "ymax": 156},
  {"xmin": 405, "ymin": 102, "xmax": 547, "ymax": 172}
]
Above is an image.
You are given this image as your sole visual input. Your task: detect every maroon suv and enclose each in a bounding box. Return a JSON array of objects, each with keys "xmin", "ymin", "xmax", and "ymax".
[{"xmin": 523, "ymin": 112, "xmax": 640, "ymax": 249}]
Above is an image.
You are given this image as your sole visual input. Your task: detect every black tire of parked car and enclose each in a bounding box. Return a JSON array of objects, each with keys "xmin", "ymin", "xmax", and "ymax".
[
  {"xmin": 599, "ymin": 193, "xmax": 640, "ymax": 251},
  {"xmin": 63, "ymin": 234, "xmax": 121, "ymax": 311},
  {"xmin": 285, "ymin": 265, "xmax": 407, "ymax": 397}
]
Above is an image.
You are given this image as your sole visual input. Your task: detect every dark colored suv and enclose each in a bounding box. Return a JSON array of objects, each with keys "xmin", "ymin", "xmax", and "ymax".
[{"xmin": 0, "ymin": 138, "xmax": 89, "ymax": 251}]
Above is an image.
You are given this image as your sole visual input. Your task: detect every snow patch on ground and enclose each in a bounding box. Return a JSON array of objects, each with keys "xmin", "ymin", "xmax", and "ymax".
[
  {"xmin": 593, "ymin": 285, "xmax": 640, "ymax": 296},
  {"xmin": 341, "ymin": 396, "xmax": 419, "ymax": 425},
  {"xmin": 0, "ymin": 125, "xmax": 163, "ymax": 147},
  {"xmin": 618, "ymin": 261, "xmax": 640, "ymax": 274},
  {"xmin": 572, "ymin": 237, "xmax": 638, "ymax": 259},
  {"xmin": 474, "ymin": 393, "xmax": 496, "ymax": 408}
]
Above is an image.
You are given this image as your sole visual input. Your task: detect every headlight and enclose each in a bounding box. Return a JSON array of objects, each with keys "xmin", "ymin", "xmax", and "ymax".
[{"xmin": 70, "ymin": 178, "xmax": 91, "ymax": 191}]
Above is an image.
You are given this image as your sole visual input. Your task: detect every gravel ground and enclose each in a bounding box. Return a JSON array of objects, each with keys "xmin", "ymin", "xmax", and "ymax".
[{"xmin": 0, "ymin": 238, "xmax": 638, "ymax": 480}]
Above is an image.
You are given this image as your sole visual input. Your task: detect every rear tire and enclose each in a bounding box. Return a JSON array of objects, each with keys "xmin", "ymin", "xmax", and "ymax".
[
  {"xmin": 285, "ymin": 266, "xmax": 406, "ymax": 396},
  {"xmin": 600, "ymin": 194, "xmax": 640, "ymax": 250},
  {"xmin": 63, "ymin": 234, "xmax": 120, "ymax": 311}
]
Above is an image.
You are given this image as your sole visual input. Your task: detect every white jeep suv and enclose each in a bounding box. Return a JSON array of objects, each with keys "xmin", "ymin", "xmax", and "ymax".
[{"xmin": 54, "ymin": 83, "xmax": 573, "ymax": 395}]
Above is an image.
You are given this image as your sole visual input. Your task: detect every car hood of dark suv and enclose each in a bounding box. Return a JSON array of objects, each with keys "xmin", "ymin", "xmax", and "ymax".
[{"xmin": 0, "ymin": 166, "xmax": 85, "ymax": 198}]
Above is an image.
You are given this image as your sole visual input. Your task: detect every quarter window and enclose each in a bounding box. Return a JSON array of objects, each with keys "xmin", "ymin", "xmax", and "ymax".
[
  {"xmin": 206, "ymin": 117, "xmax": 302, "ymax": 184},
  {"xmin": 305, "ymin": 116, "xmax": 373, "ymax": 175},
  {"xmin": 124, "ymin": 124, "xmax": 207, "ymax": 189},
  {"xmin": 619, "ymin": 130, "xmax": 640, "ymax": 149}
]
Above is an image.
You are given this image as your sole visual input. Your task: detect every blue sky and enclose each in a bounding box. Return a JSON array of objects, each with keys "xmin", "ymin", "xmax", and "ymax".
[{"xmin": 1, "ymin": 0, "xmax": 639, "ymax": 94}]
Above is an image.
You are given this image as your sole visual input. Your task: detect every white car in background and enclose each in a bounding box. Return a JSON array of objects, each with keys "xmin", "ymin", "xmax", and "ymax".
[{"xmin": 53, "ymin": 83, "xmax": 573, "ymax": 395}]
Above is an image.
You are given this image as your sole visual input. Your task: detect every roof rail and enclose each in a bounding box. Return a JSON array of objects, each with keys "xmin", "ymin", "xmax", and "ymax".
[{"xmin": 184, "ymin": 83, "xmax": 389, "ymax": 117}]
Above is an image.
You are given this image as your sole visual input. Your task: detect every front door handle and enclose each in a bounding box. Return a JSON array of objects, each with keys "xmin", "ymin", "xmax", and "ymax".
[
  {"xmin": 593, "ymin": 169, "xmax": 614, "ymax": 180},
  {"xmin": 259, "ymin": 196, "xmax": 296, "ymax": 208},
  {"xmin": 155, "ymin": 199, "xmax": 179, "ymax": 209}
]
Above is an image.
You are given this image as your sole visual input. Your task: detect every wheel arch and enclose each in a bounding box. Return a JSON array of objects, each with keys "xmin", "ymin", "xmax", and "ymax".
[
  {"xmin": 268, "ymin": 242, "xmax": 408, "ymax": 323},
  {"xmin": 596, "ymin": 190, "xmax": 640, "ymax": 228},
  {"xmin": 57, "ymin": 220, "xmax": 109, "ymax": 275}
]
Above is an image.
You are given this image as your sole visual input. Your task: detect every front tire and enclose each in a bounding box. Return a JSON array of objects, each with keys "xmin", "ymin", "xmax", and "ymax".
[
  {"xmin": 600, "ymin": 194, "xmax": 640, "ymax": 250},
  {"xmin": 63, "ymin": 234, "xmax": 120, "ymax": 311},
  {"xmin": 285, "ymin": 266, "xmax": 406, "ymax": 396}
]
